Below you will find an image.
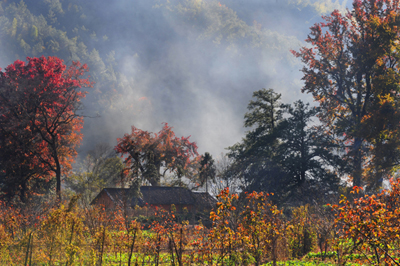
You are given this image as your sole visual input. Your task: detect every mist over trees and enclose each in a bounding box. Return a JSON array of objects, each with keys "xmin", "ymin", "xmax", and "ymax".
[
  {"xmin": 2, "ymin": 0, "xmax": 400, "ymax": 207},
  {"xmin": 0, "ymin": 0, "xmax": 340, "ymax": 158},
  {"xmin": 3, "ymin": 3, "xmax": 400, "ymax": 265},
  {"xmin": 64, "ymin": 143, "xmax": 124, "ymax": 206}
]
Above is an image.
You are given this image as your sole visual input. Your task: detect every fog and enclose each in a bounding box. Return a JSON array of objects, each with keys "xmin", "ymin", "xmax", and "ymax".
[{"xmin": 0, "ymin": 0, "xmax": 351, "ymax": 158}]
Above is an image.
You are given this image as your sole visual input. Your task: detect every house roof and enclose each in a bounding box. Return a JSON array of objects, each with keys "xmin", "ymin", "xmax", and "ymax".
[
  {"xmin": 192, "ymin": 192, "xmax": 218, "ymax": 210},
  {"xmin": 140, "ymin": 186, "xmax": 196, "ymax": 205},
  {"xmin": 91, "ymin": 186, "xmax": 214, "ymax": 208},
  {"xmin": 91, "ymin": 188, "xmax": 145, "ymax": 207}
]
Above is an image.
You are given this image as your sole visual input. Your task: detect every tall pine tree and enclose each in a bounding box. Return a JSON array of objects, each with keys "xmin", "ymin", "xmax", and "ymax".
[{"xmin": 227, "ymin": 89, "xmax": 340, "ymax": 205}]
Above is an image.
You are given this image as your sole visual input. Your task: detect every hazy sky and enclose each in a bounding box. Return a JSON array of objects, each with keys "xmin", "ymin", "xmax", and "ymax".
[
  {"xmin": 81, "ymin": 0, "xmax": 351, "ymax": 158},
  {"xmin": 0, "ymin": 0, "xmax": 352, "ymax": 159}
]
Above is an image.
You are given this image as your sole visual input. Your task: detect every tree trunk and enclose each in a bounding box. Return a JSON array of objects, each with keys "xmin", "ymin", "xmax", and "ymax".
[
  {"xmin": 352, "ymin": 138, "xmax": 363, "ymax": 187},
  {"xmin": 21, "ymin": 175, "xmax": 27, "ymax": 203},
  {"xmin": 55, "ymin": 152, "xmax": 62, "ymax": 202},
  {"xmin": 50, "ymin": 137, "xmax": 62, "ymax": 202}
]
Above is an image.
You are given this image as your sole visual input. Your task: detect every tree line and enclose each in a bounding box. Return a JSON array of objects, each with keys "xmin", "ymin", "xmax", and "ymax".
[{"xmin": 2, "ymin": 0, "xmax": 400, "ymax": 206}]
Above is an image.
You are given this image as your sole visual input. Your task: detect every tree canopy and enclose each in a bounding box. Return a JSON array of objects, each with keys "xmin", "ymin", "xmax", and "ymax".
[
  {"xmin": 227, "ymin": 89, "xmax": 340, "ymax": 205},
  {"xmin": 65, "ymin": 143, "xmax": 124, "ymax": 206},
  {"xmin": 227, "ymin": 89, "xmax": 287, "ymax": 199},
  {"xmin": 198, "ymin": 152, "xmax": 217, "ymax": 193},
  {"xmin": 292, "ymin": 0, "xmax": 400, "ymax": 190},
  {"xmin": 115, "ymin": 123, "xmax": 200, "ymax": 187},
  {"xmin": 0, "ymin": 56, "xmax": 91, "ymax": 202}
]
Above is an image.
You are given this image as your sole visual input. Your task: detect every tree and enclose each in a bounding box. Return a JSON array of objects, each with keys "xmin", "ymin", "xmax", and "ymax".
[
  {"xmin": 227, "ymin": 89, "xmax": 288, "ymax": 201},
  {"xmin": 198, "ymin": 152, "xmax": 216, "ymax": 193},
  {"xmin": 0, "ymin": 56, "xmax": 91, "ymax": 202},
  {"xmin": 331, "ymin": 179, "xmax": 400, "ymax": 265},
  {"xmin": 292, "ymin": 0, "xmax": 400, "ymax": 189},
  {"xmin": 275, "ymin": 101, "xmax": 341, "ymax": 203},
  {"xmin": 115, "ymin": 123, "xmax": 200, "ymax": 187},
  {"xmin": 0, "ymin": 127, "xmax": 54, "ymax": 203},
  {"xmin": 228, "ymin": 89, "xmax": 340, "ymax": 205},
  {"xmin": 65, "ymin": 143, "xmax": 125, "ymax": 206},
  {"xmin": 209, "ymin": 153, "xmax": 243, "ymax": 196}
]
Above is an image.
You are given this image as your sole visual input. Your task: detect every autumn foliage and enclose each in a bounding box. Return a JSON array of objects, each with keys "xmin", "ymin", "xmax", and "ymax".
[
  {"xmin": 0, "ymin": 183, "xmax": 400, "ymax": 265},
  {"xmin": 292, "ymin": 0, "xmax": 400, "ymax": 189},
  {"xmin": 4, "ymin": 1, "xmax": 400, "ymax": 265},
  {"xmin": 0, "ymin": 56, "xmax": 92, "ymax": 201},
  {"xmin": 0, "ymin": 189, "xmax": 287, "ymax": 266},
  {"xmin": 115, "ymin": 123, "xmax": 200, "ymax": 186},
  {"xmin": 330, "ymin": 179, "xmax": 400, "ymax": 265}
]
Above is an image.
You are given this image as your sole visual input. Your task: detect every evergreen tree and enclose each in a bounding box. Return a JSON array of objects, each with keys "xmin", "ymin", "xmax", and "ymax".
[
  {"xmin": 198, "ymin": 152, "xmax": 216, "ymax": 193},
  {"xmin": 227, "ymin": 88, "xmax": 288, "ymax": 202},
  {"xmin": 275, "ymin": 101, "xmax": 341, "ymax": 204},
  {"xmin": 227, "ymin": 89, "xmax": 340, "ymax": 205}
]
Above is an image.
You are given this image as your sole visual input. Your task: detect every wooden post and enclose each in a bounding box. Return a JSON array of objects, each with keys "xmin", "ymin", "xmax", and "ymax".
[
  {"xmin": 128, "ymin": 228, "xmax": 137, "ymax": 266},
  {"xmin": 29, "ymin": 233, "xmax": 34, "ymax": 266},
  {"xmin": 66, "ymin": 220, "xmax": 75, "ymax": 266},
  {"xmin": 24, "ymin": 232, "xmax": 32, "ymax": 266},
  {"xmin": 99, "ymin": 227, "xmax": 106, "ymax": 266}
]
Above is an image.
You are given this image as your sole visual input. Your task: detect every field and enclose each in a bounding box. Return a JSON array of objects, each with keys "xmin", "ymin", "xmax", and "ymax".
[{"xmin": 2, "ymin": 182, "xmax": 400, "ymax": 265}]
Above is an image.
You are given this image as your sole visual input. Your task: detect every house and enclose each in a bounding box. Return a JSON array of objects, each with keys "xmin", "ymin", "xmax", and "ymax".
[{"xmin": 90, "ymin": 186, "xmax": 217, "ymax": 213}]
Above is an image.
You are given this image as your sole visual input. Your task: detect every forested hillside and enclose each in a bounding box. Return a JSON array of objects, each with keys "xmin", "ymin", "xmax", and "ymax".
[
  {"xmin": 0, "ymin": 0, "xmax": 336, "ymax": 156},
  {"xmin": 4, "ymin": 1, "xmax": 400, "ymax": 265},
  {"xmin": 3, "ymin": 0, "xmax": 396, "ymax": 205}
]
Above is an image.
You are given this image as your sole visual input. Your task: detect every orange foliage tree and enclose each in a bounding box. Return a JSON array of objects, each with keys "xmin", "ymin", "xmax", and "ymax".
[
  {"xmin": 292, "ymin": 0, "xmax": 400, "ymax": 190},
  {"xmin": 331, "ymin": 180, "xmax": 400, "ymax": 265},
  {"xmin": 206, "ymin": 189, "xmax": 284, "ymax": 265},
  {"xmin": 115, "ymin": 123, "xmax": 200, "ymax": 186},
  {"xmin": 0, "ymin": 56, "xmax": 92, "ymax": 201}
]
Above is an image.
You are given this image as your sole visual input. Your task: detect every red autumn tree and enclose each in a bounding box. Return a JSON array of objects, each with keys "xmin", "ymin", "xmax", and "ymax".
[
  {"xmin": 0, "ymin": 56, "xmax": 92, "ymax": 202},
  {"xmin": 292, "ymin": 0, "xmax": 400, "ymax": 189},
  {"xmin": 115, "ymin": 123, "xmax": 200, "ymax": 186}
]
